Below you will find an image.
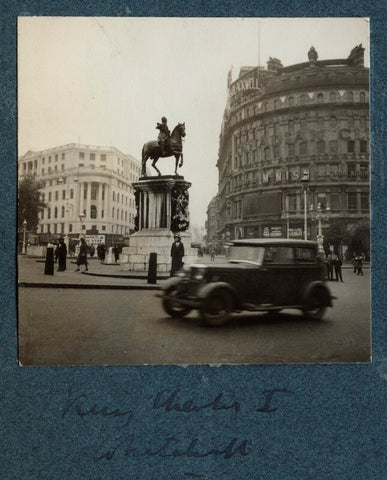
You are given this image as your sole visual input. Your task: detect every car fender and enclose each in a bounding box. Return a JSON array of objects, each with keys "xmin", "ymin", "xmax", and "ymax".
[
  {"xmin": 197, "ymin": 282, "xmax": 236, "ymax": 303},
  {"xmin": 162, "ymin": 276, "xmax": 184, "ymax": 291},
  {"xmin": 302, "ymin": 281, "xmax": 333, "ymax": 307}
]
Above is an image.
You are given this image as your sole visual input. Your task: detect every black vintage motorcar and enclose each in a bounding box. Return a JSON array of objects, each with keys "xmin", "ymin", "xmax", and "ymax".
[{"xmin": 161, "ymin": 239, "xmax": 334, "ymax": 326}]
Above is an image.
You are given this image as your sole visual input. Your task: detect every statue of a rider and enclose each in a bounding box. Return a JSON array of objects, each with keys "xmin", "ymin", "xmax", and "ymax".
[{"xmin": 156, "ymin": 116, "xmax": 170, "ymax": 155}]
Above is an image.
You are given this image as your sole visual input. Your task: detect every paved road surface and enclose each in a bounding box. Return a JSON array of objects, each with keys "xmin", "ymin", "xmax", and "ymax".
[{"xmin": 18, "ymin": 270, "xmax": 370, "ymax": 365}]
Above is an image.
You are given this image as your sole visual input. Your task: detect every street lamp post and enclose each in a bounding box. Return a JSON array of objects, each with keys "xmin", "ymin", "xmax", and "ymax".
[
  {"xmin": 310, "ymin": 203, "xmax": 330, "ymax": 255},
  {"xmin": 301, "ymin": 170, "xmax": 310, "ymax": 240},
  {"xmin": 281, "ymin": 212, "xmax": 290, "ymax": 238},
  {"xmin": 21, "ymin": 219, "xmax": 27, "ymax": 254}
]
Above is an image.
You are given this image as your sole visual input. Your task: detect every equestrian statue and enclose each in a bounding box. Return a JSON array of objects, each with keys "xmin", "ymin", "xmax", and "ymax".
[{"xmin": 141, "ymin": 117, "xmax": 186, "ymax": 177}]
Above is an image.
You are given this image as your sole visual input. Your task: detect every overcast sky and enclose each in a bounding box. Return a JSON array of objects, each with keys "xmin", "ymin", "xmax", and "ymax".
[{"xmin": 18, "ymin": 17, "xmax": 369, "ymax": 228}]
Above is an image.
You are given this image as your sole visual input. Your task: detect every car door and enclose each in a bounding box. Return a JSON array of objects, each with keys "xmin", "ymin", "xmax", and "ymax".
[{"xmin": 257, "ymin": 245, "xmax": 297, "ymax": 306}]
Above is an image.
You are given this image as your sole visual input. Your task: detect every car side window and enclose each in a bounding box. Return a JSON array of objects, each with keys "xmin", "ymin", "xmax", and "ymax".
[
  {"xmin": 263, "ymin": 246, "xmax": 295, "ymax": 264},
  {"xmin": 295, "ymin": 247, "xmax": 316, "ymax": 263}
]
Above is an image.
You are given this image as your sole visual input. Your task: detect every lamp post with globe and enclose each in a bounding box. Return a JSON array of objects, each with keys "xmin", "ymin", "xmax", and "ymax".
[
  {"xmin": 21, "ymin": 219, "xmax": 27, "ymax": 254},
  {"xmin": 310, "ymin": 203, "xmax": 330, "ymax": 255}
]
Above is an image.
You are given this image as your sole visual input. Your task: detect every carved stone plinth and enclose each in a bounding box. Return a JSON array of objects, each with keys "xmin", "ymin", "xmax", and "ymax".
[{"xmin": 120, "ymin": 176, "xmax": 195, "ymax": 273}]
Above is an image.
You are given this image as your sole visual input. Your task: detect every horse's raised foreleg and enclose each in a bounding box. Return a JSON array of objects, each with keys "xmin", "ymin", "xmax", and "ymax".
[
  {"xmin": 179, "ymin": 152, "xmax": 183, "ymax": 169},
  {"xmin": 152, "ymin": 158, "xmax": 162, "ymax": 176}
]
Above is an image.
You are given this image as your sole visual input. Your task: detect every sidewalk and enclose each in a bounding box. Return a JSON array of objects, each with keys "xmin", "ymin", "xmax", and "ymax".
[
  {"xmin": 18, "ymin": 256, "xmax": 164, "ymax": 290},
  {"xmin": 18, "ymin": 255, "xmax": 369, "ymax": 291}
]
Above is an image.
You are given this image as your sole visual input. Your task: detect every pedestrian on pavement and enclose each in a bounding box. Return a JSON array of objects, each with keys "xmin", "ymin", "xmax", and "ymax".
[
  {"xmin": 75, "ymin": 237, "xmax": 88, "ymax": 272},
  {"xmin": 170, "ymin": 234, "xmax": 184, "ymax": 276},
  {"xmin": 355, "ymin": 256, "xmax": 364, "ymax": 276},
  {"xmin": 89, "ymin": 245, "xmax": 95, "ymax": 258},
  {"xmin": 114, "ymin": 245, "xmax": 120, "ymax": 263},
  {"xmin": 210, "ymin": 248, "xmax": 215, "ymax": 262},
  {"xmin": 327, "ymin": 254, "xmax": 334, "ymax": 280},
  {"xmin": 56, "ymin": 237, "xmax": 67, "ymax": 272},
  {"xmin": 333, "ymin": 254, "xmax": 343, "ymax": 282},
  {"xmin": 97, "ymin": 243, "xmax": 106, "ymax": 264}
]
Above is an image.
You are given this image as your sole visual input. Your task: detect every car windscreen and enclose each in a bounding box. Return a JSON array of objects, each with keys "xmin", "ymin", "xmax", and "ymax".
[{"xmin": 228, "ymin": 246, "xmax": 264, "ymax": 265}]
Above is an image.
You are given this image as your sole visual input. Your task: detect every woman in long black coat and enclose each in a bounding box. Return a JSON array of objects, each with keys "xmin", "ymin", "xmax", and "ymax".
[
  {"xmin": 170, "ymin": 235, "xmax": 184, "ymax": 276},
  {"xmin": 75, "ymin": 238, "xmax": 88, "ymax": 272}
]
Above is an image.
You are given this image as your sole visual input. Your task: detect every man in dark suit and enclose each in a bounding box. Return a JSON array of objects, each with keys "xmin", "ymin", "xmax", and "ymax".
[{"xmin": 170, "ymin": 234, "xmax": 184, "ymax": 276}]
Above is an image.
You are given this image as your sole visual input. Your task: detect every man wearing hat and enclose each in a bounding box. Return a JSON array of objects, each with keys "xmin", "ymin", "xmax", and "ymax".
[
  {"xmin": 156, "ymin": 116, "xmax": 170, "ymax": 155},
  {"xmin": 170, "ymin": 234, "xmax": 185, "ymax": 276},
  {"xmin": 56, "ymin": 237, "xmax": 67, "ymax": 272}
]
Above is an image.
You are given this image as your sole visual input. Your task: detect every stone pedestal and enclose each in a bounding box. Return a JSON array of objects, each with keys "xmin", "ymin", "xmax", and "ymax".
[{"xmin": 120, "ymin": 175, "xmax": 195, "ymax": 273}]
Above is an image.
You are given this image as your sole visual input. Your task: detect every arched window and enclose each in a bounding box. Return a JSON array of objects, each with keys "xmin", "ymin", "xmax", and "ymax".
[
  {"xmin": 113, "ymin": 191, "xmax": 115, "ymax": 201},
  {"xmin": 61, "ymin": 206, "xmax": 65, "ymax": 218},
  {"xmin": 288, "ymin": 144, "xmax": 295, "ymax": 156},
  {"xmin": 347, "ymin": 91, "xmax": 353, "ymax": 102},
  {"xmin": 317, "ymin": 141, "xmax": 325, "ymax": 154},
  {"xmin": 300, "ymin": 94, "xmax": 306, "ymax": 104},
  {"xmin": 300, "ymin": 142, "xmax": 307, "ymax": 155},
  {"xmin": 288, "ymin": 96, "xmax": 294, "ymax": 107},
  {"xmin": 274, "ymin": 145, "xmax": 281, "ymax": 158},
  {"xmin": 317, "ymin": 93, "xmax": 324, "ymax": 103},
  {"xmin": 112, "ymin": 207, "xmax": 115, "ymax": 217},
  {"xmin": 330, "ymin": 91, "xmax": 337, "ymax": 102},
  {"xmin": 54, "ymin": 207, "xmax": 58, "ymax": 219},
  {"xmin": 90, "ymin": 205, "xmax": 97, "ymax": 219},
  {"xmin": 360, "ymin": 92, "xmax": 366, "ymax": 102},
  {"xmin": 121, "ymin": 210, "xmax": 123, "ymax": 220},
  {"xmin": 264, "ymin": 147, "xmax": 271, "ymax": 161},
  {"xmin": 117, "ymin": 208, "xmax": 120, "ymax": 220}
]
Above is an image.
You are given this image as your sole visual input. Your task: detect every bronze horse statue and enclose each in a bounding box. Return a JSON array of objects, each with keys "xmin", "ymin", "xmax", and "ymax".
[{"xmin": 141, "ymin": 122, "xmax": 186, "ymax": 176}]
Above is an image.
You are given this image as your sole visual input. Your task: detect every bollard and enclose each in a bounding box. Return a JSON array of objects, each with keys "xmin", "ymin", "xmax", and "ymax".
[
  {"xmin": 44, "ymin": 246, "xmax": 54, "ymax": 275},
  {"xmin": 147, "ymin": 252, "xmax": 157, "ymax": 284}
]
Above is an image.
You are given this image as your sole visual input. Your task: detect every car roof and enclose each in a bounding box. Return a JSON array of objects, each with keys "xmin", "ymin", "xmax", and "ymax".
[{"xmin": 231, "ymin": 238, "xmax": 317, "ymax": 246}]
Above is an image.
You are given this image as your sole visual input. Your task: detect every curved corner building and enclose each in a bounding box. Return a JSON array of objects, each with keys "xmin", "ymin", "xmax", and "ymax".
[{"xmin": 215, "ymin": 45, "xmax": 369, "ymax": 258}]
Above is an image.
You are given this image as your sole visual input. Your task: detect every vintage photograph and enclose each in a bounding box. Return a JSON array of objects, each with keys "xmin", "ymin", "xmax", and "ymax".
[{"xmin": 17, "ymin": 17, "xmax": 370, "ymax": 365}]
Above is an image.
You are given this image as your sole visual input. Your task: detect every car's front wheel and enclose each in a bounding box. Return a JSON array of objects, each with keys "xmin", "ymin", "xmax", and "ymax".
[
  {"xmin": 200, "ymin": 289, "xmax": 232, "ymax": 327},
  {"xmin": 162, "ymin": 286, "xmax": 192, "ymax": 318},
  {"xmin": 303, "ymin": 287, "xmax": 328, "ymax": 320}
]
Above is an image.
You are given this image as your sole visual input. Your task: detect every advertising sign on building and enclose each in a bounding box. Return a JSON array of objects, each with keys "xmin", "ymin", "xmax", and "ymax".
[
  {"xmin": 263, "ymin": 226, "xmax": 283, "ymax": 238},
  {"xmin": 289, "ymin": 228, "xmax": 303, "ymax": 238},
  {"xmin": 85, "ymin": 234, "xmax": 105, "ymax": 248}
]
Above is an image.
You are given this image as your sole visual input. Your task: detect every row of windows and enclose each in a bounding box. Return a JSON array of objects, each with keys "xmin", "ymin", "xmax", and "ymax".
[
  {"xmin": 233, "ymin": 140, "xmax": 368, "ymax": 167},
  {"xmin": 287, "ymin": 192, "xmax": 369, "ymax": 212},
  {"xmin": 39, "ymin": 223, "xmax": 132, "ymax": 235},
  {"xmin": 42, "ymin": 206, "xmax": 135, "ymax": 222},
  {"xmin": 232, "ymin": 90, "xmax": 367, "ymax": 122},
  {"xmin": 234, "ymin": 116, "xmax": 368, "ymax": 144}
]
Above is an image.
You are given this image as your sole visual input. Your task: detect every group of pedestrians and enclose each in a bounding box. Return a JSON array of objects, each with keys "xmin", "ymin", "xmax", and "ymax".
[{"xmin": 325, "ymin": 254, "xmax": 343, "ymax": 282}]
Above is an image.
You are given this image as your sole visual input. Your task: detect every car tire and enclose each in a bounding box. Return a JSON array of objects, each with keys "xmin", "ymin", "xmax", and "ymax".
[
  {"xmin": 200, "ymin": 289, "xmax": 232, "ymax": 327},
  {"xmin": 162, "ymin": 286, "xmax": 192, "ymax": 318},
  {"xmin": 303, "ymin": 287, "xmax": 328, "ymax": 320}
]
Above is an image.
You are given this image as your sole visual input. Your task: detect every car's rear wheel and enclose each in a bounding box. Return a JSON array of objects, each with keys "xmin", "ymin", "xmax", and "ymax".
[
  {"xmin": 162, "ymin": 286, "xmax": 192, "ymax": 318},
  {"xmin": 303, "ymin": 288, "xmax": 327, "ymax": 320},
  {"xmin": 200, "ymin": 289, "xmax": 232, "ymax": 327}
]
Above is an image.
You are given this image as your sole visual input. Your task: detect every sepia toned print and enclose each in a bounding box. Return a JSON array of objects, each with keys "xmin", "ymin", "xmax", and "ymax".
[{"xmin": 17, "ymin": 17, "xmax": 370, "ymax": 365}]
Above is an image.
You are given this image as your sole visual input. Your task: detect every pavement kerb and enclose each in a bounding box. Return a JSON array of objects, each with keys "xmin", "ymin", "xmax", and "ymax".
[{"xmin": 18, "ymin": 282, "xmax": 161, "ymax": 290}]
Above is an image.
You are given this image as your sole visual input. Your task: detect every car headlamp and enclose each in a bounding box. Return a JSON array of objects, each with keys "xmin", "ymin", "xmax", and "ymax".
[{"xmin": 192, "ymin": 266, "xmax": 207, "ymax": 281}]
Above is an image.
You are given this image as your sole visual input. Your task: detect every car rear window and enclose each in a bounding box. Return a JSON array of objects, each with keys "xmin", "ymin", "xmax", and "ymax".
[
  {"xmin": 263, "ymin": 246, "xmax": 295, "ymax": 264},
  {"xmin": 295, "ymin": 247, "xmax": 316, "ymax": 262}
]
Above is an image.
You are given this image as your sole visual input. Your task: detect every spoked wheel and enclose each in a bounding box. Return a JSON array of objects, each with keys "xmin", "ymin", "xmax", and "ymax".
[
  {"xmin": 162, "ymin": 286, "xmax": 192, "ymax": 318},
  {"xmin": 303, "ymin": 288, "xmax": 327, "ymax": 320},
  {"xmin": 200, "ymin": 289, "xmax": 232, "ymax": 327}
]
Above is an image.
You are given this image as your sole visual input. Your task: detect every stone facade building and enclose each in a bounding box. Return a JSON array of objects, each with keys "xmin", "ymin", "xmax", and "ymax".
[
  {"xmin": 18, "ymin": 143, "xmax": 141, "ymax": 240},
  {"xmin": 212, "ymin": 45, "xmax": 370, "ymax": 257}
]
